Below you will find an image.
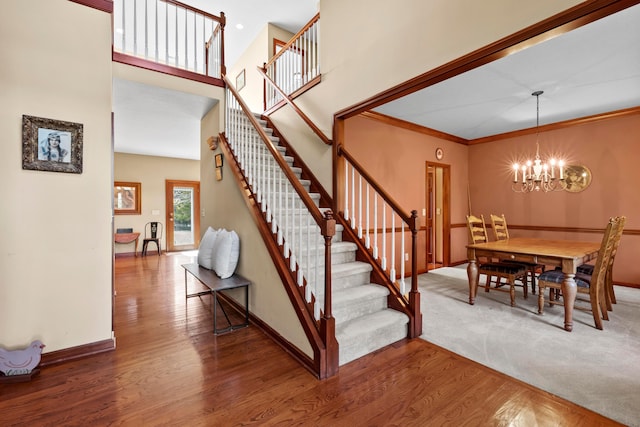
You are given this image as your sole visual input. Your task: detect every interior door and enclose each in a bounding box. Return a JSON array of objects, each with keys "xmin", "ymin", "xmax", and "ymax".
[
  {"xmin": 165, "ymin": 180, "xmax": 200, "ymax": 252},
  {"xmin": 425, "ymin": 162, "xmax": 451, "ymax": 270}
]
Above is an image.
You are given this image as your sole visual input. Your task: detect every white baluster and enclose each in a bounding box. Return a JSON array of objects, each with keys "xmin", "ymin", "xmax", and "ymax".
[
  {"xmin": 365, "ymin": 184, "xmax": 370, "ymax": 249},
  {"xmin": 358, "ymin": 174, "xmax": 362, "ymax": 238},
  {"xmin": 390, "ymin": 213, "xmax": 396, "ymax": 282},
  {"xmin": 382, "ymin": 202, "xmax": 387, "ymax": 271},
  {"xmin": 154, "ymin": 0, "xmax": 159, "ymax": 61},
  {"xmin": 315, "ymin": 20, "xmax": 320, "ymax": 76},
  {"xmin": 297, "ymin": 198, "xmax": 303, "ymax": 284},
  {"xmin": 350, "ymin": 165, "xmax": 355, "ymax": 228},
  {"xmin": 144, "ymin": 0, "xmax": 148, "ymax": 58},
  {"xmin": 401, "ymin": 221, "xmax": 406, "ymax": 295},
  {"xmin": 343, "ymin": 161, "xmax": 349, "ymax": 222},
  {"xmin": 120, "ymin": 0, "xmax": 125, "ymax": 53},
  {"xmin": 373, "ymin": 192, "xmax": 378, "ymax": 259},
  {"xmin": 183, "ymin": 8, "xmax": 188, "ymax": 70},
  {"xmin": 277, "ymin": 169, "xmax": 283, "ymax": 245},
  {"xmin": 174, "ymin": 4, "xmax": 178, "ymax": 68},
  {"xmin": 133, "ymin": 0, "xmax": 138, "ymax": 56},
  {"xmin": 164, "ymin": 0, "xmax": 168, "ymax": 64}
]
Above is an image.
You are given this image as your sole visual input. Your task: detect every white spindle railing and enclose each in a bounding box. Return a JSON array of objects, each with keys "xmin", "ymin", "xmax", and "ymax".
[
  {"xmin": 264, "ymin": 14, "xmax": 320, "ymax": 110},
  {"xmin": 225, "ymin": 89, "xmax": 329, "ymax": 320},
  {"xmin": 113, "ymin": 0, "xmax": 224, "ymax": 78},
  {"xmin": 340, "ymin": 152, "xmax": 417, "ymax": 296}
]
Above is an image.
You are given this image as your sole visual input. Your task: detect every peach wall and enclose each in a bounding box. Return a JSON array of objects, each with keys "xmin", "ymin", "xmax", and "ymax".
[
  {"xmin": 344, "ymin": 115, "xmax": 470, "ymax": 272},
  {"xmin": 469, "ymin": 113, "xmax": 640, "ymax": 285},
  {"xmin": 344, "ymin": 113, "xmax": 640, "ymax": 286}
]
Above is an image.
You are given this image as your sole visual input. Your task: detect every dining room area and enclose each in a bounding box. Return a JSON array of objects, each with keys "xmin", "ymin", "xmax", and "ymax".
[{"xmin": 416, "ymin": 210, "xmax": 639, "ymax": 425}]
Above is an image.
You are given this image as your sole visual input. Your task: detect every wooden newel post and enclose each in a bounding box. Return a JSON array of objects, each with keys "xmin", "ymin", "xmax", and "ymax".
[
  {"xmin": 409, "ymin": 210, "xmax": 422, "ymax": 337},
  {"xmin": 219, "ymin": 12, "xmax": 226, "ymax": 77},
  {"xmin": 320, "ymin": 210, "xmax": 338, "ymax": 377},
  {"xmin": 322, "ymin": 210, "xmax": 336, "ymax": 318}
]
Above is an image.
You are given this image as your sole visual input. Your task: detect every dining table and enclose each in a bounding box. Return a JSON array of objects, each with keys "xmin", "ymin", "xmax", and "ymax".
[{"xmin": 466, "ymin": 237, "xmax": 600, "ymax": 331}]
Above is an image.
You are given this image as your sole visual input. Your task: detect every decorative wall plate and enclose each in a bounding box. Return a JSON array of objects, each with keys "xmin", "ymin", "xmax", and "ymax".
[
  {"xmin": 564, "ymin": 164, "xmax": 592, "ymax": 193},
  {"xmin": 435, "ymin": 147, "xmax": 444, "ymax": 160}
]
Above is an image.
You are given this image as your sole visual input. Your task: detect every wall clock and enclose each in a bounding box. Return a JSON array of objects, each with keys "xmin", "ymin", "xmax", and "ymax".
[{"xmin": 435, "ymin": 147, "xmax": 444, "ymax": 160}]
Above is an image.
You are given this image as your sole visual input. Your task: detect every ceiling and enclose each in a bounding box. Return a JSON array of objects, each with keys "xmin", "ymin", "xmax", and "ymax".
[
  {"xmin": 114, "ymin": 2, "xmax": 640, "ymax": 159},
  {"xmin": 373, "ymin": 4, "xmax": 640, "ymax": 141}
]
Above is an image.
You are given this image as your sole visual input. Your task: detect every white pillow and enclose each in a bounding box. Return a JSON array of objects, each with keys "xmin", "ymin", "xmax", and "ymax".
[
  {"xmin": 197, "ymin": 227, "xmax": 218, "ymax": 270},
  {"xmin": 212, "ymin": 229, "xmax": 240, "ymax": 279}
]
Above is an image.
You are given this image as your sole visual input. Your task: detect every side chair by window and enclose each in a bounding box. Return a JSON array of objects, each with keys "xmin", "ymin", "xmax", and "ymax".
[
  {"xmin": 466, "ymin": 214, "xmax": 528, "ymax": 306},
  {"xmin": 142, "ymin": 221, "xmax": 163, "ymax": 256}
]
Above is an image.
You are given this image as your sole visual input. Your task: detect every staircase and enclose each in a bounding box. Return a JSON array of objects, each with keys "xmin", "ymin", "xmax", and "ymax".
[{"xmin": 245, "ymin": 113, "xmax": 410, "ymax": 366}]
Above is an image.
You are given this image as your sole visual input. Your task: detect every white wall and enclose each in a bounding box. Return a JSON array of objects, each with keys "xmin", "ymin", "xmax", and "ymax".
[{"xmin": 0, "ymin": 0, "xmax": 113, "ymax": 351}]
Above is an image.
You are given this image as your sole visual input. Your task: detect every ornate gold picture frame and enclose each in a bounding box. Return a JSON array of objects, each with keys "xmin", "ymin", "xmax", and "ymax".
[{"xmin": 22, "ymin": 115, "xmax": 83, "ymax": 174}]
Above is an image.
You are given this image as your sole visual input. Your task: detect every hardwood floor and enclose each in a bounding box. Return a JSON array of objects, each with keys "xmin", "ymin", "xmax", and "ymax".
[{"xmin": 0, "ymin": 252, "xmax": 621, "ymax": 426}]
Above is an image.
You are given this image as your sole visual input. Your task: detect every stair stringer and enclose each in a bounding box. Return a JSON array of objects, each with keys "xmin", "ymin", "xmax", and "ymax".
[{"xmin": 218, "ymin": 132, "xmax": 336, "ymax": 379}]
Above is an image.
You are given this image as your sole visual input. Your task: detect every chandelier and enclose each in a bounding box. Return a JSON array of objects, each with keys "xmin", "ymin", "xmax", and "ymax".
[{"xmin": 512, "ymin": 90, "xmax": 566, "ymax": 193}]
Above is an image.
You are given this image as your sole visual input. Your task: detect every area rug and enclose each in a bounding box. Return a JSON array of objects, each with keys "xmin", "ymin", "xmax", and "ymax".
[{"xmin": 418, "ymin": 266, "xmax": 640, "ymax": 426}]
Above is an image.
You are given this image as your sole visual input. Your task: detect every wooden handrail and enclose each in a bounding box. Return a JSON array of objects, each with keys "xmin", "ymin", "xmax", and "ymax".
[
  {"xmin": 217, "ymin": 133, "xmax": 327, "ymax": 372},
  {"xmin": 224, "ymin": 74, "xmax": 329, "ymax": 224},
  {"xmin": 257, "ymin": 66, "xmax": 332, "ymax": 145},
  {"xmin": 223, "ymin": 76, "xmax": 339, "ymax": 377},
  {"xmin": 265, "ymin": 13, "xmax": 320, "ymax": 70},
  {"xmin": 160, "ymin": 0, "xmax": 224, "ymax": 23},
  {"xmin": 337, "ymin": 145, "xmax": 416, "ymax": 228}
]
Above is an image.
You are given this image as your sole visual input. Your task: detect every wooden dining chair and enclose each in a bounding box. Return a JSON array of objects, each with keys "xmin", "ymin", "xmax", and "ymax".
[
  {"xmin": 466, "ymin": 214, "xmax": 528, "ymax": 306},
  {"xmin": 537, "ymin": 216, "xmax": 622, "ymax": 330},
  {"xmin": 490, "ymin": 213, "xmax": 545, "ymax": 295},
  {"xmin": 575, "ymin": 216, "xmax": 626, "ymax": 311}
]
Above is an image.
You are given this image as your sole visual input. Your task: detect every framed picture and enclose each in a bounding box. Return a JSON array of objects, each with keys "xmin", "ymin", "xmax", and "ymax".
[
  {"xmin": 236, "ymin": 69, "xmax": 245, "ymax": 91},
  {"xmin": 114, "ymin": 181, "xmax": 142, "ymax": 215},
  {"xmin": 215, "ymin": 153, "xmax": 223, "ymax": 168},
  {"xmin": 215, "ymin": 168, "xmax": 222, "ymax": 181},
  {"xmin": 22, "ymin": 115, "xmax": 83, "ymax": 174}
]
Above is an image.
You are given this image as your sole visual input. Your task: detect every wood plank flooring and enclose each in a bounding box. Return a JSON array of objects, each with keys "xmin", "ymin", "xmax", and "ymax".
[{"xmin": 0, "ymin": 252, "xmax": 622, "ymax": 426}]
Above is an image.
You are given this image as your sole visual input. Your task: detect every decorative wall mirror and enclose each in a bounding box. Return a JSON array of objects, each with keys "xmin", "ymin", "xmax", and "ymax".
[{"xmin": 114, "ymin": 181, "xmax": 141, "ymax": 215}]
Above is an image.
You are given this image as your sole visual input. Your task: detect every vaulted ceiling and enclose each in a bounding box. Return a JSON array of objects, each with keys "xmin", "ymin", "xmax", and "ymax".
[{"xmin": 114, "ymin": 2, "xmax": 640, "ymax": 159}]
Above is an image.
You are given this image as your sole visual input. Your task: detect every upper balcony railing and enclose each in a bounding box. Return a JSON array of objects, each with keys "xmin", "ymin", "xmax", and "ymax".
[
  {"xmin": 263, "ymin": 13, "xmax": 320, "ymax": 112},
  {"xmin": 113, "ymin": 0, "xmax": 225, "ymax": 81}
]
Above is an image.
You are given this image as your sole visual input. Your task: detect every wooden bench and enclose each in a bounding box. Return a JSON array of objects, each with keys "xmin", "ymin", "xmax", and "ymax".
[{"xmin": 181, "ymin": 263, "xmax": 250, "ymax": 335}]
